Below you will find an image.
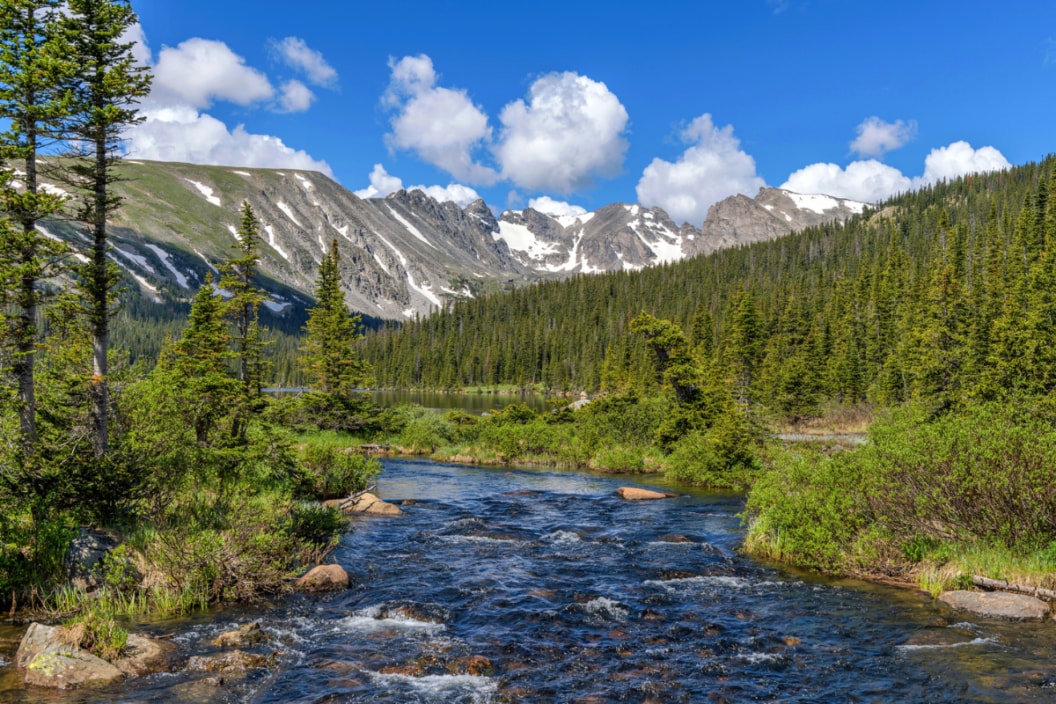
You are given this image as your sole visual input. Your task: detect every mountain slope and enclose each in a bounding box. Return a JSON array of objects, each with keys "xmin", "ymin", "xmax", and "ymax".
[{"xmin": 36, "ymin": 160, "xmax": 866, "ymax": 322}]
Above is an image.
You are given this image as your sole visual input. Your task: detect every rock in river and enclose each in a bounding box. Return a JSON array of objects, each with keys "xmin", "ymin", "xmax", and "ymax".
[
  {"xmin": 295, "ymin": 564, "xmax": 351, "ymax": 592},
  {"xmin": 15, "ymin": 622, "xmax": 179, "ymax": 689},
  {"xmin": 346, "ymin": 492, "xmax": 404, "ymax": 516},
  {"xmin": 938, "ymin": 590, "xmax": 1050, "ymax": 620},
  {"xmin": 617, "ymin": 487, "xmax": 677, "ymax": 501}
]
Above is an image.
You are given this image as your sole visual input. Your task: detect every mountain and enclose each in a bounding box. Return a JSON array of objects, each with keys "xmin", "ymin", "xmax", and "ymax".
[{"xmin": 37, "ymin": 160, "xmax": 866, "ymax": 321}]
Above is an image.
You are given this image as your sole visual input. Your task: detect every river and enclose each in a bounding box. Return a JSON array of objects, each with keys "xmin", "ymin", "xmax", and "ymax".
[{"xmin": 2, "ymin": 459, "xmax": 1056, "ymax": 702}]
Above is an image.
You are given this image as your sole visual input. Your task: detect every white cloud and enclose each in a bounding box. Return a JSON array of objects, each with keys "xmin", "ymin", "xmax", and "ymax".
[
  {"xmin": 782, "ymin": 160, "xmax": 912, "ymax": 203},
  {"xmin": 277, "ymin": 80, "xmax": 315, "ymax": 113},
  {"xmin": 636, "ymin": 114, "xmax": 765, "ymax": 225},
  {"xmin": 354, "ymin": 163, "xmax": 404, "ymax": 199},
  {"xmin": 271, "ymin": 37, "xmax": 338, "ymax": 88},
  {"xmin": 152, "ymin": 38, "xmax": 274, "ymax": 109},
  {"xmin": 409, "ymin": 183, "xmax": 482, "ymax": 207},
  {"xmin": 495, "ymin": 72, "xmax": 628, "ymax": 193},
  {"xmin": 781, "ymin": 141, "xmax": 1011, "ymax": 203},
  {"xmin": 850, "ymin": 117, "xmax": 917, "ymax": 158},
  {"xmin": 920, "ymin": 141, "xmax": 1011, "ymax": 184},
  {"xmin": 384, "ymin": 55, "xmax": 498, "ymax": 185},
  {"xmin": 528, "ymin": 196, "xmax": 587, "ymax": 217},
  {"xmin": 353, "ymin": 163, "xmax": 480, "ymax": 207},
  {"xmin": 123, "ymin": 22, "xmax": 152, "ymax": 66},
  {"xmin": 125, "ymin": 105, "xmax": 333, "ymax": 176}
]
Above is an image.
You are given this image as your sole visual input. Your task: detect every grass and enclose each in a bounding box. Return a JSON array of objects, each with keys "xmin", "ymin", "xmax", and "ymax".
[
  {"xmin": 767, "ymin": 401, "xmax": 876, "ymax": 435},
  {"xmin": 913, "ymin": 541, "xmax": 1056, "ymax": 596}
]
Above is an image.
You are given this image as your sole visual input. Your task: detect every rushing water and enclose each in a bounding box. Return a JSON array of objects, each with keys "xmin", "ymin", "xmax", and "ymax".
[{"xmin": 3, "ymin": 459, "xmax": 1056, "ymax": 702}]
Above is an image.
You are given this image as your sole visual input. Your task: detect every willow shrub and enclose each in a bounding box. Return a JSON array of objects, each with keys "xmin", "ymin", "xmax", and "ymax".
[{"xmin": 744, "ymin": 399, "xmax": 1056, "ymax": 575}]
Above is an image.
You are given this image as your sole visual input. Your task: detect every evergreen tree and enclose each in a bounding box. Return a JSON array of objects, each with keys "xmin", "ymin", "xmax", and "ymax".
[
  {"xmin": 0, "ymin": 0, "xmax": 72, "ymax": 453},
  {"xmin": 219, "ymin": 201, "xmax": 269, "ymax": 440},
  {"xmin": 301, "ymin": 239, "xmax": 366, "ymax": 395},
  {"xmin": 59, "ymin": 0, "xmax": 151, "ymax": 455}
]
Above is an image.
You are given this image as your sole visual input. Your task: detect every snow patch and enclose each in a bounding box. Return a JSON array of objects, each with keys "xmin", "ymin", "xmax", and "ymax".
[
  {"xmin": 194, "ymin": 249, "xmax": 218, "ymax": 274},
  {"xmin": 232, "ymin": 170, "xmax": 252, "ymax": 177},
  {"xmin": 264, "ymin": 225, "xmax": 290, "ymax": 261},
  {"xmin": 277, "ymin": 202, "xmax": 302, "ymax": 228},
  {"xmin": 374, "ymin": 232, "xmax": 440, "ymax": 307},
  {"xmin": 263, "ymin": 299, "xmax": 290, "ymax": 314},
  {"xmin": 185, "ymin": 179, "xmax": 221, "ymax": 207},
  {"xmin": 496, "ymin": 221, "xmax": 560, "ymax": 261},
  {"xmin": 295, "ymin": 174, "xmax": 315, "ymax": 191},
  {"xmin": 40, "ymin": 183, "xmax": 68, "ymax": 198},
  {"xmin": 226, "ymin": 224, "xmax": 238, "ymax": 239},
  {"xmin": 785, "ymin": 191, "xmax": 866, "ymax": 216},
  {"xmin": 626, "ymin": 204, "xmax": 640, "ymax": 217},
  {"xmin": 144, "ymin": 244, "xmax": 190, "ymax": 289},
  {"xmin": 556, "ymin": 212, "xmax": 595, "ymax": 228},
  {"xmin": 387, "ymin": 206, "xmax": 436, "ymax": 250},
  {"xmin": 112, "ymin": 245, "xmax": 157, "ymax": 274}
]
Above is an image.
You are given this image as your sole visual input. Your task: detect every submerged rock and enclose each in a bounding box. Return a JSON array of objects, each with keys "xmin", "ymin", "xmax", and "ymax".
[
  {"xmin": 186, "ymin": 650, "xmax": 270, "ymax": 673},
  {"xmin": 617, "ymin": 487, "xmax": 677, "ymax": 501},
  {"xmin": 938, "ymin": 590, "xmax": 1050, "ymax": 620},
  {"xmin": 212, "ymin": 621, "xmax": 268, "ymax": 648},
  {"xmin": 112, "ymin": 634, "xmax": 182, "ymax": 678},
  {"xmin": 295, "ymin": 564, "xmax": 350, "ymax": 592}
]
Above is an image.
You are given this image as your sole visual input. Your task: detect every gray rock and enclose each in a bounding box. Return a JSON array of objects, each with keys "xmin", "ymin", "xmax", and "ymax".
[
  {"xmin": 938, "ymin": 590, "xmax": 1050, "ymax": 620},
  {"xmin": 17, "ymin": 623, "xmax": 123, "ymax": 689},
  {"xmin": 64, "ymin": 528, "xmax": 120, "ymax": 591},
  {"xmin": 212, "ymin": 621, "xmax": 268, "ymax": 648}
]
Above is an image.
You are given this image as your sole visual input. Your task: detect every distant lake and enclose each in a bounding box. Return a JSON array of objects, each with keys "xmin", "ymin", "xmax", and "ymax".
[{"xmin": 264, "ymin": 388, "xmax": 552, "ymax": 415}]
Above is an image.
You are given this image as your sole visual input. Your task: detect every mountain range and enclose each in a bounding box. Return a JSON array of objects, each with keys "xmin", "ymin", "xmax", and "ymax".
[{"xmin": 39, "ymin": 160, "xmax": 867, "ymax": 320}]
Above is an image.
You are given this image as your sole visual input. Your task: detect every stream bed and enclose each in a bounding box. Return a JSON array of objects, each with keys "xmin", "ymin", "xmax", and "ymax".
[{"xmin": 2, "ymin": 458, "xmax": 1056, "ymax": 702}]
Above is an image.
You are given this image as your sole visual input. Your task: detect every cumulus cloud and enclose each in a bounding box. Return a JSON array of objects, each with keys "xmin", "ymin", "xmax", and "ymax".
[
  {"xmin": 277, "ymin": 80, "xmax": 315, "ymax": 113},
  {"xmin": 384, "ymin": 55, "xmax": 498, "ymax": 185},
  {"xmin": 120, "ymin": 31, "xmax": 333, "ymax": 175},
  {"xmin": 528, "ymin": 196, "xmax": 587, "ymax": 217},
  {"xmin": 353, "ymin": 163, "xmax": 480, "ymax": 207},
  {"xmin": 636, "ymin": 114, "xmax": 765, "ymax": 225},
  {"xmin": 921, "ymin": 141, "xmax": 1011, "ymax": 184},
  {"xmin": 409, "ymin": 183, "xmax": 482, "ymax": 207},
  {"xmin": 354, "ymin": 163, "xmax": 404, "ymax": 199},
  {"xmin": 152, "ymin": 38, "xmax": 274, "ymax": 108},
  {"xmin": 123, "ymin": 22, "xmax": 152, "ymax": 66},
  {"xmin": 782, "ymin": 141, "xmax": 1011, "ymax": 203},
  {"xmin": 850, "ymin": 117, "xmax": 917, "ymax": 158},
  {"xmin": 271, "ymin": 37, "xmax": 338, "ymax": 87},
  {"xmin": 782, "ymin": 160, "xmax": 912, "ymax": 202},
  {"xmin": 125, "ymin": 105, "xmax": 333, "ymax": 175},
  {"xmin": 495, "ymin": 72, "xmax": 629, "ymax": 193}
]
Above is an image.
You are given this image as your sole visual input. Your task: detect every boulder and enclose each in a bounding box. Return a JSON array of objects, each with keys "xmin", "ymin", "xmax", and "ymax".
[
  {"xmin": 186, "ymin": 650, "xmax": 270, "ymax": 674},
  {"xmin": 212, "ymin": 621, "xmax": 267, "ymax": 648},
  {"xmin": 295, "ymin": 564, "xmax": 350, "ymax": 593},
  {"xmin": 16, "ymin": 622, "xmax": 180, "ymax": 687},
  {"xmin": 112, "ymin": 634, "xmax": 182, "ymax": 678},
  {"xmin": 617, "ymin": 487, "xmax": 677, "ymax": 501},
  {"xmin": 16, "ymin": 623, "xmax": 123, "ymax": 690},
  {"xmin": 64, "ymin": 528, "xmax": 121, "ymax": 591},
  {"xmin": 938, "ymin": 590, "xmax": 1050, "ymax": 620},
  {"xmin": 344, "ymin": 493, "xmax": 403, "ymax": 516}
]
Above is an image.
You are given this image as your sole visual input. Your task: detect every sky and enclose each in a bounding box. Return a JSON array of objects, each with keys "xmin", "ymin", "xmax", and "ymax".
[{"xmin": 128, "ymin": 0, "xmax": 1056, "ymax": 225}]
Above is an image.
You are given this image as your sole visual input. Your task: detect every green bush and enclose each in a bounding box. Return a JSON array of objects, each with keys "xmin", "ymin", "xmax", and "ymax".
[
  {"xmin": 664, "ymin": 414, "xmax": 757, "ymax": 489},
  {"xmin": 591, "ymin": 445, "xmax": 645, "ymax": 473},
  {"xmin": 295, "ymin": 446, "xmax": 379, "ymax": 500}
]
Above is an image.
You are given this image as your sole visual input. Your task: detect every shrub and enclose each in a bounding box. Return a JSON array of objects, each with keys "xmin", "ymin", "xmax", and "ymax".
[
  {"xmin": 664, "ymin": 414, "xmax": 757, "ymax": 490},
  {"xmin": 295, "ymin": 446, "xmax": 379, "ymax": 500}
]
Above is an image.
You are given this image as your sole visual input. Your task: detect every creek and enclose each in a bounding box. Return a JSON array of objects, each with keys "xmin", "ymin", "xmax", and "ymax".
[{"xmin": 2, "ymin": 458, "xmax": 1056, "ymax": 702}]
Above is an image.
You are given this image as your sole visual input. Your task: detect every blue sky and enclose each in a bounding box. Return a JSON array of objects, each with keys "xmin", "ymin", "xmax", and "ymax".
[{"xmin": 129, "ymin": 0, "xmax": 1056, "ymax": 224}]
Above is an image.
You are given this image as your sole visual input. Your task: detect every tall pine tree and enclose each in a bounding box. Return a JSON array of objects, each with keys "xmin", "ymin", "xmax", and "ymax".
[
  {"xmin": 301, "ymin": 239, "xmax": 366, "ymax": 395},
  {"xmin": 60, "ymin": 0, "xmax": 150, "ymax": 455}
]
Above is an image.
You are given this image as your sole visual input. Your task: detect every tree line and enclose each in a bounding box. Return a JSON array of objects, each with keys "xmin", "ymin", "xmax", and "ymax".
[{"xmin": 360, "ymin": 156, "xmax": 1056, "ymax": 420}]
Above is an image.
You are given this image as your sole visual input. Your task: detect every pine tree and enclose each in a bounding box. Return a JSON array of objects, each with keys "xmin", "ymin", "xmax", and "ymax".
[
  {"xmin": 219, "ymin": 202, "xmax": 269, "ymax": 440},
  {"xmin": 58, "ymin": 0, "xmax": 150, "ymax": 455},
  {"xmin": 0, "ymin": 0, "xmax": 73, "ymax": 454},
  {"xmin": 301, "ymin": 239, "xmax": 366, "ymax": 395},
  {"xmin": 156, "ymin": 274, "xmax": 235, "ymax": 447}
]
